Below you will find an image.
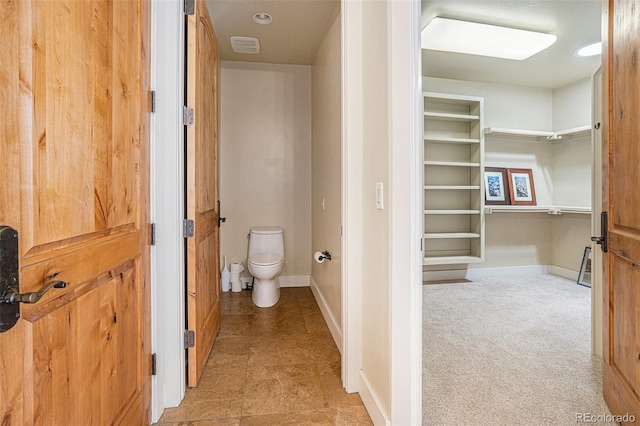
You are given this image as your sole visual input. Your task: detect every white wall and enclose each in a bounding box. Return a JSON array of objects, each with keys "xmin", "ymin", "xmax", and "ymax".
[
  {"xmin": 551, "ymin": 78, "xmax": 592, "ymax": 275},
  {"xmin": 311, "ymin": 4, "xmax": 342, "ymax": 344},
  {"xmin": 553, "ymin": 78, "xmax": 592, "ymax": 130},
  {"xmin": 360, "ymin": 0, "xmax": 391, "ymax": 417},
  {"xmin": 219, "ymin": 62, "xmax": 312, "ymax": 280}
]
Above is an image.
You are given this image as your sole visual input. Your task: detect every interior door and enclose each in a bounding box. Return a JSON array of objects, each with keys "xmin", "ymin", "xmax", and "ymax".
[
  {"xmin": 0, "ymin": 0, "xmax": 151, "ymax": 424},
  {"xmin": 602, "ymin": 0, "xmax": 640, "ymax": 420},
  {"xmin": 185, "ymin": 0, "xmax": 221, "ymax": 387}
]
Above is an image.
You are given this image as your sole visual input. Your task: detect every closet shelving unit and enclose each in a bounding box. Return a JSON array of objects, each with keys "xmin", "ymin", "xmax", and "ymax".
[
  {"xmin": 423, "ymin": 92, "xmax": 485, "ymax": 266},
  {"xmin": 483, "ymin": 125, "xmax": 592, "ymax": 216}
]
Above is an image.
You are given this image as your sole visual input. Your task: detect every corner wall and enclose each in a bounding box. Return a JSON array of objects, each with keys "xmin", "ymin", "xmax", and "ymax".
[
  {"xmin": 423, "ymin": 77, "xmax": 592, "ymax": 276},
  {"xmin": 311, "ymin": 4, "xmax": 342, "ymax": 345},
  {"xmin": 218, "ymin": 61, "xmax": 312, "ymax": 280}
]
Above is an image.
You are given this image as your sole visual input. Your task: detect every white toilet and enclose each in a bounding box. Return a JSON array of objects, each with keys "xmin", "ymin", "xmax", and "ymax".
[{"xmin": 248, "ymin": 227, "xmax": 284, "ymax": 308}]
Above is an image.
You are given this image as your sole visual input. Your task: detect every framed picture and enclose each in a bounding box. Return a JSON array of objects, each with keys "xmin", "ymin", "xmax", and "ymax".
[
  {"xmin": 484, "ymin": 167, "xmax": 510, "ymax": 205},
  {"xmin": 507, "ymin": 168, "xmax": 537, "ymax": 205},
  {"xmin": 577, "ymin": 246, "xmax": 592, "ymax": 288}
]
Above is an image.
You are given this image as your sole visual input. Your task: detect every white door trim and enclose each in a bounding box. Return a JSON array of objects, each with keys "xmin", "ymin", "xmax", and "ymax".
[
  {"xmin": 151, "ymin": 0, "xmax": 186, "ymax": 421},
  {"xmin": 341, "ymin": 0, "xmax": 364, "ymax": 393},
  {"xmin": 388, "ymin": 0, "xmax": 423, "ymax": 424}
]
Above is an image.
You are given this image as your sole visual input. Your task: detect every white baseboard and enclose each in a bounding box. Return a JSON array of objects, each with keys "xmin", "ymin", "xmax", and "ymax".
[
  {"xmin": 422, "ymin": 268, "xmax": 468, "ymax": 282},
  {"xmin": 550, "ymin": 265, "xmax": 579, "ymax": 281},
  {"xmin": 359, "ymin": 371, "xmax": 390, "ymax": 426},
  {"xmin": 466, "ymin": 265, "xmax": 551, "ymax": 280},
  {"xmin": 310, "ymin": 276, "xmax": 343, "ymax": 354},
  {"xmin": 278, "ymin": 275, "xmax": 310, "ymax": 288}
]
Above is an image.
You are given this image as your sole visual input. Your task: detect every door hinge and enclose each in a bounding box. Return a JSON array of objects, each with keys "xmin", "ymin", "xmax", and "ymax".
[
  {"xmin": 150, "ymin": 90, "xmax": 156, "ymax": 113},
  {"xmin": 183, "ymin": 219, "xmax": 195, "ymax": 238},
  {"xmin": 151, "ymin": 353, "xmax": 157, "ymax": 376},
  {"xmin": 183, "ymin": 106, "xmax": 194, "ymax": 126},
  {"xmin": 184, "ymin": 330, "xmax": 195, "ymax": 348},
  {"xmin": 150, "ymin": 223, "xmax": 156, "ymax": 245},
  {"xmin": 184, "ymin": 0, "xmax": 195, "ymax": 15}
]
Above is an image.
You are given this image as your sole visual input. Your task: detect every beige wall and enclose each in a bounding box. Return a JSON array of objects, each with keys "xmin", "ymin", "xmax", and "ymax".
[
  {"xmin": 360, "ymin": 0, "xmax": 391, "ymax": 414},
  {"xmin": 219, "ymin": 61, "xmax": 312, "ymax": 278},
  {"xmin": 311, "ymin": 5, "xmax": 342, "ymax": 325}
]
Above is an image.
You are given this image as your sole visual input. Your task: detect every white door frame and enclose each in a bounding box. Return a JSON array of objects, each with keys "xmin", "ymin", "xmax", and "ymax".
[
  {"xmin": 151, "ymin": 0, "xmax": 187, "ymax": 421},
  {"xmin": 341, "ymin": 0, "xmax": 422, "ymax": 423}
]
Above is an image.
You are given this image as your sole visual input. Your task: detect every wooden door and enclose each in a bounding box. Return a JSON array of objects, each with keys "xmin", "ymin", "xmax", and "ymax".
[
  {"xmin": 185, "ymin": 0, "xmax": 221, "ymax": 387},
  {"xmin": 0, "ymin": 0, "xmax": 151, "ymax": 424},
  {"xmin": 602, "ymin": 0, "xmax": 640, "ymax": 420}
]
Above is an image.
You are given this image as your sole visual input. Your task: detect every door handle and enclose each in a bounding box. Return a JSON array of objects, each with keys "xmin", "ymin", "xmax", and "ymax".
[
  {"xmin": 0, "ymin": 280, "xmax": 67, "ymax": 304},
  {"xmin": 217, "ymin": 200, "xmax": 226, "ymax": 228},
  {"xmin": 0, "ymin": 226, "xmax": 67, "ymax": 332},
  {"xmin": 591, "ymin": 211, "xmax": 608, "ymax": 253}
]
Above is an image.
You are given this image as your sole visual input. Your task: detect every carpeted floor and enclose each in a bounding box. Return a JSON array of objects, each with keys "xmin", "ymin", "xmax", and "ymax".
[{"xmin": 422, "ymin": 274, "xmax": 615, "ymax": 426}]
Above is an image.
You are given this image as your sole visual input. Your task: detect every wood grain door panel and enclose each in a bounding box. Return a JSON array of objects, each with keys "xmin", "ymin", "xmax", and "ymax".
[
  {"xmin": 603, "ymin": 0, "xmax": 640, "ymax": 420},
  {"xmin": 0, "ymin": 0, "xmax": 151, "ymax": 424},
  {"xmin": 186, "ymin": 0, "xmax": 221, "ymax": 387}
]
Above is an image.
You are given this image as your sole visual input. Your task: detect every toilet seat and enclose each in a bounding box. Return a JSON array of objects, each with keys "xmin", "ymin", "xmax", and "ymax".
[{"xmin": 248, "ymin": 252, "xmax": 283, "ymax": 267}]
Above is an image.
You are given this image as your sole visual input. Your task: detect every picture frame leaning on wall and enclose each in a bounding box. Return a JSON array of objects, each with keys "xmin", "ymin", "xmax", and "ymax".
[{"xmin": 507, "ymin": 168, "xmax": 537, "ymax": 206}]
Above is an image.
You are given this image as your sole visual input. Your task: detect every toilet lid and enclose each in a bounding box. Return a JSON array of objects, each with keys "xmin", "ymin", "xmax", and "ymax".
[{"xmin": 249, "ymin": 252, "xmax": 283, "ymax": 266}]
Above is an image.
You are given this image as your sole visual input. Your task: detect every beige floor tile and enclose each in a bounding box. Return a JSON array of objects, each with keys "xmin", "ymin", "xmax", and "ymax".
[
  {"xmin": 155, "ymin": 287, "xmax": 372, "ymax": 426},
  {"xmin": 219, "ymin": 314, "xmax": 254, "ymax": 337},
  {"xmin": 157, "ymin": 419, "xmax": 240, "ymax": 426},
  {"xmin": 158, "ymin": 398, "xmax": 243, "ymax": 423},
  {"xmin": 248, "ymin": 333, "xmax": 315, "ymax": 367},
  {"xmin": 206, "ymin": 336, "xmax": 251, "ymax": 368},
  {"xmin": 242, "ymin": 363, "xmax": 329, "ymax": 416},
  {"xmin": 317, "ymin": 360, "xmax": 365, "ymax": 408},
  {"xmin": 239, "ymin": 410, "xmax": 335, "ymax": 425}
]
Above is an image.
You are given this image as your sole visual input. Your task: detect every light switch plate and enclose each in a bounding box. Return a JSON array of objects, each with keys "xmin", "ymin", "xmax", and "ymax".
[{"xmin": 376, "ymin": 182, "xmax": 384, "ymax": 210}]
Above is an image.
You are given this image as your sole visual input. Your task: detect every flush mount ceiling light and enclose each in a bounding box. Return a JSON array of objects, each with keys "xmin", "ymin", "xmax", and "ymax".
[
  {"xmin": 421, "ymin": 17, "xmax": 557, "ymax": 60},
  {"xmin": 575, "ymin": 41, "xmax": 602, "ymax": 57},
  {"xmin": 252, "ymin": 12, "xmax": 272, "ymax": 25}
]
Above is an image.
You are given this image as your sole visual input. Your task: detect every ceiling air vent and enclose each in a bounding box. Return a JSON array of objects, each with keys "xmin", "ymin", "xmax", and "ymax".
[{"xmin": 230, "ymin": 36, "xmax": 260, "ymax": 54}]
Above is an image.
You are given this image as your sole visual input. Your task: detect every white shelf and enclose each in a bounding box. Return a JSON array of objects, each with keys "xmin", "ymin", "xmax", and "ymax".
[
  {"xmin": 423, "ymin": 92, "xmax": 484, "ymax": 266},
  {"xmin": 424, "ymin": 209, "xmax": 481, "ymax": 215},
  {"xmin": 424, "ymin": 185, "xmax": 480, "ymax": 190},
  {"xmin": 424, "ymin": 232, "xmax": 481, "ymax": 239},
  {"xmin": 424, "ymin": 161, "xmax": 480, "ymax": 167},
  {"xmin": 483, "ymin": 125, "xmax": 591, "ymax": 142},
  {"xmin": 425, "ymin": 111, "xmax": 479, "ymax": 122},
  {"xmin": 423, "ymin": 255, "xmax": 484, "ymax": 266},
  {"xmin": 484, "ymin": 205, "xmax": 591, "ymax": 215},
  {"xmin": 424, "ymin": 137, "xmax": 480, "ymax": 144}
]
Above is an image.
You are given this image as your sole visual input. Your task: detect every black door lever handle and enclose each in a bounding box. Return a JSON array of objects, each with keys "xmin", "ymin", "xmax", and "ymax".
[{"xmin": 591, "ymin": 211, "xmax": 608, "ymax": 253}]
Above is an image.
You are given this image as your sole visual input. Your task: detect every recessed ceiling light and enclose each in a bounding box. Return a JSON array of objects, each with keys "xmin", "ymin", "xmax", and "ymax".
[
  {"xmin": 575, "ymin": 41, "xmax": 602, "ymax": 57},
  {"xmin": 253, "ymin": 13, "xmax": 272, "ymax": 25},
  {"xmin": 421, "ymin": 17, "xmax": 557, "ymax": 61}
]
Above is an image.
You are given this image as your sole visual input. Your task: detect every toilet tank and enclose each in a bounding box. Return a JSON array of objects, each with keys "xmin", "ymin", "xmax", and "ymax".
[{"xmin": 248, "ymin": 227, "xmax": 284, "ymax": 258}]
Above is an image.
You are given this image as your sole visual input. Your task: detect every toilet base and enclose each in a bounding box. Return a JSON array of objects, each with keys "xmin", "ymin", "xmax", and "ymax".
[{"xmin": 251, "ymin": 277, "xmax": 280, "ymax": 308}]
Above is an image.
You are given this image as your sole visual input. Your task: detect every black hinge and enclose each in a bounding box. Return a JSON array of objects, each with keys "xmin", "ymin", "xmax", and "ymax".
[
  {"xmin": 150, "ymin": 223, "xmax": 156, "ymax": 245},
  {"xmin": 184, "ymin": 0, "xmax": 194, "ymax": 15},
  {"xmin": 150, "ymin": 90, "xmax": 156, "ymax": 113},
  {"xmin": 184, "ymin": 330, "xmax": 195, "ymax": 348},
  {"xmin": 183, "ymin": 219, "xmax": 194, "ymax": 238},
  {"xmin": 151, "ymin": 353, "xmax": 157, "ymax": 376}
]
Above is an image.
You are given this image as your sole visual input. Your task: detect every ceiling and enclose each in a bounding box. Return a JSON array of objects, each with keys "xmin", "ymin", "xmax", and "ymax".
[
  {"xmin": 422, "ymin": 0, "xmax": 602, "ymax": 89},
  {"xmin": 206, "ymin": 0, "xmax": 337, "ymax": 65},
  {"xmin": 205, "ymin": 0, "xmax": 602, "ymax": 90}
]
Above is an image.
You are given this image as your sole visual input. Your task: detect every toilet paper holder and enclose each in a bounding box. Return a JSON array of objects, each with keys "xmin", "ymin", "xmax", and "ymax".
[{"xmin": 319, "ymin": 251, "xmax": 332, "ymax": 261}]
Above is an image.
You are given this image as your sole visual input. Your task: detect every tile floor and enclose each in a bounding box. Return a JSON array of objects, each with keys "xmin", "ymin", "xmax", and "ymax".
[{"xmin": 156, "ymin": 287, "xmax": 372, "ymax": 425}]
